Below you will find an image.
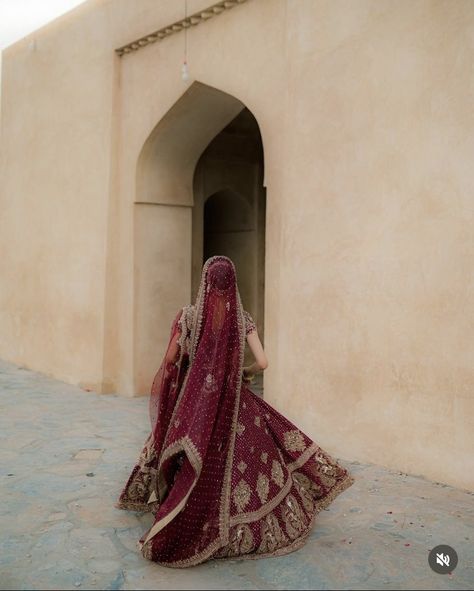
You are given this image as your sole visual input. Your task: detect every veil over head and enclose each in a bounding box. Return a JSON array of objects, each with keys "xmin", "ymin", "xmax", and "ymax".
[{"xmin": 139, "ymin": 255, "xmax": 247, "ymax": 561}]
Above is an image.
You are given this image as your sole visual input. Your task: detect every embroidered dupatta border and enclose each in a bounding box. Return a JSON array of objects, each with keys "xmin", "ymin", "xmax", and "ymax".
[
  {"xmin": 140, "ymin": 434, "xmax": 203, "ymax": 545},
  {"xmin": 139, "ymin": 256, "xmax": 246, "ymax": 564}
]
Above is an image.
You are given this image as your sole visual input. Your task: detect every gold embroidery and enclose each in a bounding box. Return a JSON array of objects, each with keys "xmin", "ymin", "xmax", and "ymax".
[
  {"xmin": 177, "ymin": 304, "xmax": 194, "ymax": 358},
  {"xmin": 318, "ymin": 473, "xmax": 337, "ymax": 488},
  {"xmin": 148, "ymin": 256, "xmax": 247, "ymax": 567},
  {"xmin": 256, "ymin": 473, "xmax": 270, "ymax": 504},
  {"xmin": 282, "ymin": 493, "xmax": 307, "ymax": 540},
  {"xmin": 138, "ymin": 435, "xmax": 156, "ymax": 466},
  {"xmin": 237, "ymin": 461, "xmax": 247, "ymax": 474},
  {"xmin": 254, "ymin": 416, "xmax": 261, "ymax": 427},
  {"xmin": 314, "ymin": 451, "xmax": 331, "ymax": 466},
  {"xmin": 283, "ymin": 430, "xmax": 307, "ymax": 453},
  {"xmin": 233, "ymin": 479, "xmax": 251, "ymax": 513},
  {"xmin": 236, "ymin": 423, "xmax": 245, "ymax": 436},
  {"xmin": 260, "ymin": 452, "xmax": 268, "ymax": 464},
  {"xmin": 141, "ymin": 540, "xmax": 153, "ymax": 560},
  {"xmin": 271, "ymin": 460, "xmax": 285, "ymax": 488},
  {"xmin": 228, "ymin": 443, "xmax": 319, "ymax": 527},
  {"xmin": 127, "ymin": 471, "xmax": 153, "ymax": 504},
  {"xmin": 292, "ymin": 472, "xmax": 316, "ymax": 513},
  {"xmin": 258, "ymin": 512, "xmax": 288, "ymax": 554},
  {"xmin": 214, "ymin": 523, "xmax": 255, "ymax": 558}
]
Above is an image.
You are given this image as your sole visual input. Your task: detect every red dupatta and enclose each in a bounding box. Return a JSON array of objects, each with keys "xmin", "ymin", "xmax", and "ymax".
[{"xmin": 138, "ymin": 256, "xmax": 246, "ymax": 563}]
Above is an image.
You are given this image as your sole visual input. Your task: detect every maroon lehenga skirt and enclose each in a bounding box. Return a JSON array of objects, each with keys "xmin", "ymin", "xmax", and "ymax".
[{"xmin": 116, "ymin": 383, "xmax": 354, "ymax": 566}]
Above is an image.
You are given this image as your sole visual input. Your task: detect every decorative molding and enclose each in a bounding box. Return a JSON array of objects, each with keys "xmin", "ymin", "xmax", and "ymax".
[{"xmin": 115, "ymin": 0, "xmax": 248, "ymax": 57}]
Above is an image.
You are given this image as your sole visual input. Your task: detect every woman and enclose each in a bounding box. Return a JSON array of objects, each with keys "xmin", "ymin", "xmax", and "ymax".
[{"xmin": 116, "ymin": 255, "xmax": 353, "ymax": 567}]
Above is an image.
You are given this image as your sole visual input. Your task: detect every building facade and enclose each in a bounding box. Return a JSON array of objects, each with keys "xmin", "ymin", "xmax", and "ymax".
[{"xmin": 1, "ymin": 0, "xmax": 473, "ymax": 490}]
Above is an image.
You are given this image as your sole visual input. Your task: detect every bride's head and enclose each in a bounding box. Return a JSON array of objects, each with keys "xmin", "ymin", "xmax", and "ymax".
[{"xmin": 206, "ymin": 256, "xmax": 236, "ymax": 293}]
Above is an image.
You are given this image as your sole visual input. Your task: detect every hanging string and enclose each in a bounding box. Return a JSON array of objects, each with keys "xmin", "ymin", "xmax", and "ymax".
[
  {"xmin": 184, "ymin": 0, "xmax": 188, "ymax": 61},
  {"xmin": 182, "ymin": 0, "xmax": 189, "ymax": 82}
]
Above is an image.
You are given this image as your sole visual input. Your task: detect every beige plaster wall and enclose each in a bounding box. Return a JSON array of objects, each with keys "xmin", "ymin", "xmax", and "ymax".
[
  {"xmin": 0, "ymin": 0, "xmax": 472, "ymax": 489},
  {"xmin": 0, "ymin": 0, "xmax": 213, "ymax": 391},
  {"xmin": 0, "ymin": 0, "xmax": 114, "ymax": 390},
  {"xmin": 275, "ymin": 0, "xmax": 474, "ymax": 490}
]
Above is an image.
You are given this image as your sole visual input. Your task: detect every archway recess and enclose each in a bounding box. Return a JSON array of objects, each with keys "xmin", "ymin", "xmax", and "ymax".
[
  {"xmin": 134, "ymin": 82, "xmax": 265, "ymax": 395},
  {"xmin": 192, "ymin": 107, "xmax": 266, "ymax": 375}
]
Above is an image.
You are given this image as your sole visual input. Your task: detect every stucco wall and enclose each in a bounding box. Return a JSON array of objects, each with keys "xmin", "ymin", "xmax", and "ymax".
[
  {"xmin": 0, "ymin": 1, "xmax": 115, "ymax": 389},
  {"xmin": 275, "ymin": 0, "xmax": 474, "ymax": 490},
  {"xmin": 0, "ymin": 0, "xmax": 472, "ymax": 490}
]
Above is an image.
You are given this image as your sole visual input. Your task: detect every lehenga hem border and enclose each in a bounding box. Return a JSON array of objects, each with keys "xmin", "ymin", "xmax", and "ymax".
[
  {"xmin": 157, "ymin": 471, "xmax": 354, "ymax": 568},
  {"xmin": 214, "ymin": 472, "xmax": 355, "ymax": 563}
]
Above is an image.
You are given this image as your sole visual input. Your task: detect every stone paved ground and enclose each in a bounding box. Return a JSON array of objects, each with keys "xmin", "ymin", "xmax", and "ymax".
[{"xmin": 0, "ymin": 357, "xmax": 473, "ymax": 591}]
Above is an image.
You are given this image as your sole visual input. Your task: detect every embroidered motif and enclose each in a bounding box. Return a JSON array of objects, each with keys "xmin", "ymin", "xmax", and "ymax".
[
  {"xmin": 265, "ymin": 413, "xmax": 270, "ymax": 420},
  {"xmin": 271, "ymin": 460, "xmax": 285, "ymax": 488},
  {"xmin": 202, "ymin": 521, "xmax": 209, "ymax": 532},
  {"xmin": 243, "ymin": 310, "xmax": 257, "ymax": 335},
  {"xmin": 258, "ymin": 512, "xmax": 288, "ymax": 554},
  {"xmin": 174, "ymin": 419, "xmax": 180, "ymax": 429},
  {"xmin": 138, "ymin": 440, "xmax": 156, "ymax": 466},
  {"xmin": 215, "ymin": 523, "xmax": 255, "ymax": 557},
  {"xmin": 243, "ymin": 402, "xmax": 247, "ymax": 409},
  {"xmin": 260, "ymin": 452, "xmax": 268, "ymax": 464},
  {"xmin": 282, "ymin": 493, "xmax": 307, "ymax": 540},
  {"xmin": 292, "ymin": 472, "xmax": 316, "ymax": 513},
  {"xmin": 237, "ymin": 461, "xmax": 247, "ymax": 474},
  {"xmin": 250, "ymin": 446, "xmax": 255, "ymax": 454},
  {"xmin": 236, "ymin": 423, "xmax": 245, "ymax": 436},
  {"xmin": 256, "ymin": 473, "xmax": 270, "ymax": 504},
  {"xmin": 318, "ymin": 473, "xmax": 337, "ymax": 488},
  {"xmin": 322, "ymin": 465, "xmax": 337, "ymax": 479},
  {"xmin": 314, "ymin": 451, "xmax": 328, "ymax": 465},
  {"xmin": 204, "ymin": 373, "xmax": 216, "ymax": 391},
  {"xmin": 226, "ymin": 301, "xmax": 230, "ymax": 311},
  {"xmin": 177, "ymin": 304, "xmax": 194, "ymax": 357},
  {"xmin": 254, "ymin": 416, "xmax": 261, "ymax": 427},
  {"xmin": 128, "ymin": 471, "xmax": 151, "ymax": 502},
  {"xmin": 283, "ymin": 430, "xmax": 307, "ymax": 453},
  {"xmin": 233, "ymin": 479, "xmax": 252, "ymax": 513},
  {"xmin": 141, "ymin": 541, "xmax": 153, "ymax": 560}
]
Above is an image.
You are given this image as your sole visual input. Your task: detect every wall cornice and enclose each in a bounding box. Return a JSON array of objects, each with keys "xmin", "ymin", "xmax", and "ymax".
[{"xmin": 115, "ymin": 0, "xmax": 249, "ymax": 57}]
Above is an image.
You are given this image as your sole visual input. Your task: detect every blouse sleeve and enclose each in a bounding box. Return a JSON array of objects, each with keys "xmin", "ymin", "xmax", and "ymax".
[{"xmin": 243, "ymin": 310, "xmax": 257, "ymax": 336}]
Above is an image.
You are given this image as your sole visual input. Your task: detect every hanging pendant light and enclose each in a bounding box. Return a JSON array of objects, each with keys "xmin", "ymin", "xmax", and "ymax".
[{"xmin": 181, "ymin": 60, "xmax": 189, "ymax": 82}]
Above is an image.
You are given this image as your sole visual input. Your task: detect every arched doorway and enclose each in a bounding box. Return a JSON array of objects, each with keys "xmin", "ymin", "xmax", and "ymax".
[
  {"xmin": 133, "ymin": 84, "xmax": 266, "ymax": 394},
  {"xmin": 192, "ymin": 108, "xmax": 266, "ymax": 357}
]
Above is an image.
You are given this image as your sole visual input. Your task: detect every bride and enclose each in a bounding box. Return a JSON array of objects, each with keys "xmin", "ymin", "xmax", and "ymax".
[{"xmin": 116, "ymin": 255, "xmax": 353, "ymax": 567}]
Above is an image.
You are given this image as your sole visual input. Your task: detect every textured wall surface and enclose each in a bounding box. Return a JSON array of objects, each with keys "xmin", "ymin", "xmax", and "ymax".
[{"xmin": 0, "ymin": 0, "xmax": 472, "ymax": 489}]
